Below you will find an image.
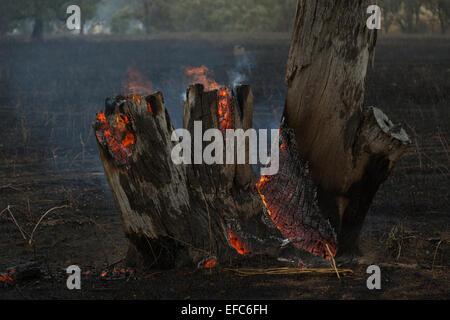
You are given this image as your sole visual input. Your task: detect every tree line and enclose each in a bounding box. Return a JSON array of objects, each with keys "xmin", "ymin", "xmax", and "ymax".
[{"xmin": 0, "ymin": 0, "xmax": 448, "ymax": 39}]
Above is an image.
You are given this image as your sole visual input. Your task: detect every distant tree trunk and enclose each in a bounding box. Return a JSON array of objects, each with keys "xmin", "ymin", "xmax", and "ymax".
[
  {"xmin": 31, "ymin": 18, "xmax": 44, "ymax": 40},
  {"xmin": 0, "ymin": 22, "xmax": 8, "ymax": 36},
  {"xmin": 141, "ymin": 0, "xmax": 154, "ymax": 34},
  {"xmin": 284, "ymin": 0, "xmax": 411, "ymax": 256},
  {"xmin": 438, "ymin": 1, "xmax": 449, "ymax": 34}
]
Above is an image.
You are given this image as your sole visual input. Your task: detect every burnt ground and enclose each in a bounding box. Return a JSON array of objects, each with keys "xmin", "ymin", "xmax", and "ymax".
[{"xmin": 0, "ymin": 35, "xmax": 448, "ymax": 299}]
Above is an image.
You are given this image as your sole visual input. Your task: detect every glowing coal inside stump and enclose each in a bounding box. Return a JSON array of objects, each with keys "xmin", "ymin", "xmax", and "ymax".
[
  {"xmin": 94, "ymin": 111, "xmax": 135, "ymax": 167},
  {"xmin": 217, "ymin": 88, "xmax": 233, "ymax": 133}
]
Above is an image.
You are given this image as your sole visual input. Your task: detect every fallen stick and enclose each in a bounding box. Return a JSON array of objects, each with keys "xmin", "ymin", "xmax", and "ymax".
[{"xmin": 224, "ymin": 267, "xmax": 353, "ymax": 277}]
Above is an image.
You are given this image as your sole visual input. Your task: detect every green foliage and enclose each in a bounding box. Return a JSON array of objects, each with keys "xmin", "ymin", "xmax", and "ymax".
[
  {"xmin": 110, "ymin": 7, "xmax": 133, "ymax": 34},
  {"xmin": 124, "ymin": 0, "xmax": 297, "ymax": 33},
  {"xmin": 0, "ymin": 0, "xmax": 28, "ymax": 35},
  {"xmin": 0, "ymin": 0, "xmax": 102, "ymax": 38},
  {"xmin": 425, "ymin": 0, "xmax": 450, "ymax": 33},
  {"xmin": 378, "ymin": 0, "xmax": 449, "ymax": 33},
  {"xmin": 1, "ymin": 0, "xmax": 448, "ymax": 37}
]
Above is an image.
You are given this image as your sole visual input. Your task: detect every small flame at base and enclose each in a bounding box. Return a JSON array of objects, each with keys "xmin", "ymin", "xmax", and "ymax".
[{"xmin": 228, "ymin": 230, "xmax": 253, "ymax": 255}]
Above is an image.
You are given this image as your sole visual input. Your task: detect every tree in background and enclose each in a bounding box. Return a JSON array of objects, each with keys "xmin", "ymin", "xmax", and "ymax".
[
  {"xmin": 396, "ymin": 0, "xmax": 425, "ymax": 33},
  {"xmin": 110, "ymin": 7, "xmax": 134, "ymax": 34},
  {"xmin": 0, "ymin": 0, "xmax": 29, "ymax": 36},
  {"xmin": 119, "ymin": 0, "xmax": 298, "ymax": 33},
  {"xmin": 425, "ymin": 0, "xmax": 450, "ymax": 33},
  {"xmin": 28, "ymin": 0, "xmax": 67, "ymax": 40},
  {"xmin": 379, "ymin": 0, "xmax": 402, "ymax": 33},
  {"xmin": 1, "ymin": 0, "xmax": 448, "ymax": 36},
  {"xmin": 0, "ymin": 0, "xmax": 102, "ymax": 39},
  {"xmin": 76, "ymin": 0, "xmax": 103, "ymax": 34}
]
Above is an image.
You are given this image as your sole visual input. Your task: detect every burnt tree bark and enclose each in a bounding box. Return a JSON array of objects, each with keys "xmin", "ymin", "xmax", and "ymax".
[{"xmin": 284, "ymin": 0, "xmax": 410, "ymax": 255}]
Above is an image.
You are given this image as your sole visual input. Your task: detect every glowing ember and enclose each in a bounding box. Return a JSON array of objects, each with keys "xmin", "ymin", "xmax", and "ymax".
[
  {"xmin": 98, "ymin": 268, "xmax": 135, "ymax": 280},
  {"xmin": 204, "ymin": 259, "xmax": 216, "ymax": 268},
  {"xmin": 228, "ymin": 230, "xmax": 253, "ymax": 255},
  {"xmin": 129, "ymin": 94, "xmax": 152, "ymax": 115},
  {"xmin": 184, "ymin": 66, "xmax": 233, "ymax": 133},
  {"xmin": 0, "ymin": 270, "xmax": 15, "ymax": 283},
  {"xmin": 147, "ymin": 101, "xmax": 153, "ymax": 114},
  {"xmin": 95, "ymin": 111, "xmax": 135, "ymax": 167},
  {"xmin": 122, "ymin": 66, "xmax": 154, "ymax": 95},
  {"xmin": 256, "ymin": 130, "xmax": 337, "ymax": 259},
  {"xmin": 198, "ymin": 257, "xmax": 217, "ymax": 269},
  {"xmin": 218, "ymin": 88, "xmax": 233, "ymax": 133}
]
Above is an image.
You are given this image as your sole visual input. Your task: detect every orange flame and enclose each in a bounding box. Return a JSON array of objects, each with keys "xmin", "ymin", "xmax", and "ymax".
[
  {"xmin": 184, "ymin": 65, "xmax": 220, "ymax": 91},
  {"xmin": 203, "ymin": 258, "xmax": 217, "ymax": 269},
  {"xmin": 256, "ymin": 175, "xmax": 272, "ymax": 217},
  {"xmin": 122, "ymin": 66, "xmax": 154, "ymax": 95},
  {"xmin": 218, "ymin": 89, "xmax": 233, "ymax": 132},
  {"xmin": 0, "ymin": 270, "xmax": 14, "ymax": 282},
  {"xmin": 184, "ymin": 66, "xmax": 233, "ymax": 132},
  {"xmin": 228, "ymin": 230, "xmax": 252, "ymax": 255}
]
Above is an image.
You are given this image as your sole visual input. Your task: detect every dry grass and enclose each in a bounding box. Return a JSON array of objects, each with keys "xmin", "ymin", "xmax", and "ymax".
[
  {"xmin": 224, "ymin": 267, "xmax": 353, "ymax": 277},
  {"xmin": 0, "ymin": 204, "xmax": 68, "ymax": 246}
]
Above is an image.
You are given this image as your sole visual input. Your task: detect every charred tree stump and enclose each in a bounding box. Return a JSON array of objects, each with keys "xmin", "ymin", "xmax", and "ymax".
[
  {"xmin": 94, "ymin": 86, "xmax": 308, "ymax": 269},
  {"xmin": 284, "ymin": 0, "xmax": 411, "ymax": 255},
  {"xmin": 94, "ymin": 1, "xmax": 411, "ymax": 268}
]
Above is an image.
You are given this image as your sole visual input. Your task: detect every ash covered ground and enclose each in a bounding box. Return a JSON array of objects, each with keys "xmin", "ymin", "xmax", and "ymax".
[{"xmin": 0, "ymin": 35, "xmax": 448, "ymax": 299}]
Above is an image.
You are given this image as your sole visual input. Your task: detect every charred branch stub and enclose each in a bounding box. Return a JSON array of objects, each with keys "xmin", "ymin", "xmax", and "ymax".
[
  {"xmin": 94, "ymin": 83, "xmax": 342, "ymax": 270},
  {"xmin": 257, "ymin": 120, "xmax": 337, "ymax": 259}
]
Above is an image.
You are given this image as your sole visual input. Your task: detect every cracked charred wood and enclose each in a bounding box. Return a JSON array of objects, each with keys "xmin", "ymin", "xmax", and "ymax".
[
  {"xmin": 284, "ymin": 0, "xmax": 411, "ymax": 255},
  {"xmin": 257, "ymin": 120, "xmax": 337, "ymax": 259}
]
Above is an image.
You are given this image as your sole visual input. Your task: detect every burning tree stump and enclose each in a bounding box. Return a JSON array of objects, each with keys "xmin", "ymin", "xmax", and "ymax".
[
  {"xmin": 284, "ymin": 0, "xmax": 411, "ymax": 255},
  {"xmin": 95, "ymin": 85, "xmax": 325, "ymax": 269},
  {"xmin": 95, "ymin": 83, "xmax": 345, "ymax": 269},
  {"xmin": 94, "ymin": 1, "xmax": 411, "ymax": 268}
]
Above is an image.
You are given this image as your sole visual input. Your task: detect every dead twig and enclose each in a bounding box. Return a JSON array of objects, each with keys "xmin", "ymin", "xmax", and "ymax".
[
  {"xmin": 0, "ymin": 184, "xmax": 21, "ymax": 192},
  {"xmin": 224, "ymin": 267, "xmax": 353, "ymax": 277},
  {"xmin": 431, "ymin": 240, "xmax": 443, "ymax": 272},
  {"xmin": 1, "ymin": 205, "xmax": 29, "ymax": 241},
  {"xmin": 1, "ymin": 204, "xmax": 69, "ymax": 246},
  {"xmin": 325, "ymin": 243, "xmax": 340, "ymax": 279},
  {"xmin": 29, "ymin": 205, "xmax": 69, "ymax": 245}
]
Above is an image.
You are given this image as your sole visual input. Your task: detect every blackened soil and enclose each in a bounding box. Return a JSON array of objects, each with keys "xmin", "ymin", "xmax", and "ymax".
[{"xmin": 0, "ymin": 35, "xmax": 448, "ymax": 299}]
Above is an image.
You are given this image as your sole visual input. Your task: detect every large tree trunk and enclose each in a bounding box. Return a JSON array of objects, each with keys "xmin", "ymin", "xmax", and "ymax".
[{"xmin": 284, "ymin": 0, "xmax": 410, "ymax": 256}]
